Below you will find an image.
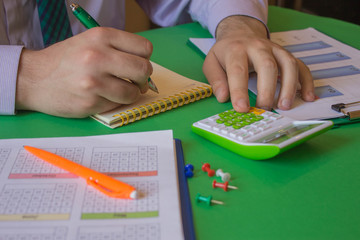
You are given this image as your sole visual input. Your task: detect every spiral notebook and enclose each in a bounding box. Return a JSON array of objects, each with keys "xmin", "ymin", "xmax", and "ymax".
[{"xmin": 92, "ymin": 62, "xmax": 213, "ymax": 128}]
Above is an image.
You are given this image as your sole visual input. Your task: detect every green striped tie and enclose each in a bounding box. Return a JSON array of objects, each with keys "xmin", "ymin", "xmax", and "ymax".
[{"xmin": 36, "ymin": 0, "xmax": 73, "ymax": 47}]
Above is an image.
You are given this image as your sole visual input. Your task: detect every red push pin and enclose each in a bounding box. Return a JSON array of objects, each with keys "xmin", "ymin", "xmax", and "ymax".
[
  {"xmin": 201, "ymin": 163, "xmax": 215, "ymax": 177},
  {"xmin": 212, "ymin": 180, "xmax": 238, "ymax": 192}
]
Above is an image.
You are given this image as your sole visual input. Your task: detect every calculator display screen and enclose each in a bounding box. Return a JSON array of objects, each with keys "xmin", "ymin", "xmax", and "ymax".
[{"xmin": 255, "ymin": 123, "xmax": 322, "ymax": 144}]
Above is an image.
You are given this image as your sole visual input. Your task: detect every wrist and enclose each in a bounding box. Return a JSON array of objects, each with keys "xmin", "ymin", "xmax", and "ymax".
[
  {"xmin": 16, "ymin": 49, "xmax": 45, "ymax": 111},
  {"xmin": 215, "ymin": 15, "xmax": 268, "ymax": 41}
]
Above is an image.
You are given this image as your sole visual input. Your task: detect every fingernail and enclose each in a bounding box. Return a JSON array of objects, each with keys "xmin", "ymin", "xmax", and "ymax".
[
  {"xmin": 306, "ymin": 91, "xmax": 316, "ymax": 101},
  {"xmin": 213, "ymin": 86, "xmax": 220, "ymax": 98},
  {"xmin": 235, "ymin": 99, "xmax": 249, "ymax": 111},
  {"xmin": 214, "ymin": 87, "xmax": 227, "ymax": 103},
  {"xmin": 281, "ymin": 99, "xmax": 292, "ymax": 109}
]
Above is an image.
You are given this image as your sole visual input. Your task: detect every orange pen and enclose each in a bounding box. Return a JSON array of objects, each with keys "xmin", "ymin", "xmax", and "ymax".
[{"xmin": 24, "ymin": 145, "xmax": 137, "ymax": 199}]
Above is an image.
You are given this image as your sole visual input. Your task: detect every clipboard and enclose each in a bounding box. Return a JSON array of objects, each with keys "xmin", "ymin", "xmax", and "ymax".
[
  {"xmin": 331, "ymin": 101, "xmax": 360, "ymax": 119},
  {"xmin": 330, "ymin": 101, "xmax": 360, "ymax": 127},
  {"xmin": 174, "ymin": 139, "xmax": 196, "ymax": 240}
]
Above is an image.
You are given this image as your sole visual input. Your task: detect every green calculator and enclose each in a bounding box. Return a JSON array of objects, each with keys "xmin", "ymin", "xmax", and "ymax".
[{"xmin": 192, "ymin": 107, "xmax": 333, "ymax": 160}]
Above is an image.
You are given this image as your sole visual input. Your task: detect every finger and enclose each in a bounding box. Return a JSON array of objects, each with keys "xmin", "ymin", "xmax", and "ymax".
[
  {"xmin": 98, "ymin": 76, "xmax": 142, "ymax": 104},
  {"xmin": 272, "ymin": 47, "xmax": 298, "ymax": 110},
  {"xmin": 80, "ymin": 75, "xmax": 142, "ymax": 105},
  {"xmin": 249, "ymin": 48, "xmax": 278, "ymax": 110},
  {"xmin": 86, "ymin": 27, "xmax": 153, "ymax": 59},
  {"xmin": 96, "ymin": 49, "xmax": 153, "ymax": 92},
  {"xmin": 203, "ymin": 51, "xmax": 230, "ymax": 103},
  {"xmin": 297, "ymin": 59, "xmax": 316, "ymax": 102},
  {"xmin": 223, "ymin": 49, "xmax": 250, "ymax": 112},
  {"xmin": 106, "ymin": 28, "xmax": 153, "ymax": 59}
]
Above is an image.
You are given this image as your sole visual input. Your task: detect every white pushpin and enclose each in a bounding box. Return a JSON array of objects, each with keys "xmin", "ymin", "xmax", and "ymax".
[{"xmin": 216, "ymin": 169, "xmax": 231, "ymax": 182}]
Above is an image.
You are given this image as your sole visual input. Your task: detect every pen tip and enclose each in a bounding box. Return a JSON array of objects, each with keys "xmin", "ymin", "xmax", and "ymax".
[
  {"xmin": 130, "ymin": 190, "xmax": 138, "ymax": 199},
  {"xmin": 148, "ymin": 78, "xmax": 159, "ymax": 94}
]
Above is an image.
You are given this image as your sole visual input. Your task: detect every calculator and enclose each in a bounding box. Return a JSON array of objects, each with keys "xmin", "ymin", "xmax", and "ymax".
[{"xmin": 192, "ymin": 107, "xmax": 333, "ymax": 160}]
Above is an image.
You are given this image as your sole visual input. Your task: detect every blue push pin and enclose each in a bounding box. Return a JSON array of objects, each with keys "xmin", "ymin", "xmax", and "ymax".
[{"xmin": 184, "ymin": 164, "xmax": 194, "ymax": 178}]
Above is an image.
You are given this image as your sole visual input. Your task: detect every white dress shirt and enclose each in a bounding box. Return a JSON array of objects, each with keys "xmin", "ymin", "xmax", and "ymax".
[{"xmin": 0, "ymin": 0, "xmax": 267, "ymax": 115}]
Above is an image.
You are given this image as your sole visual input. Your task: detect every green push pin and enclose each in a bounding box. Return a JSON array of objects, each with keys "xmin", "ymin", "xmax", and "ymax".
[{"xmin": 195, "ymin": 193, "xmax": 224, "ymax": 206}]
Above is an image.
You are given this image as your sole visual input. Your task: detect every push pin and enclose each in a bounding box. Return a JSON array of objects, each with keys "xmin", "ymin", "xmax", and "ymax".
[
  {"xmin": 201, "ymin": 163, "xmax": 215, "ymax": 177},
  {"xmin": 212, "ymin": 180, "xmax": 238, "ymax": 192},
  {"xmin": 195, "ymin": 193, "xmax": 224, "ymax": 206},
  {"xmin": 216, "ymin": 169, "xmax": 231, "ymax": 182},
  {"xmin": 184, "ymin": 164, "xmax": 194, "ymax": 178}
]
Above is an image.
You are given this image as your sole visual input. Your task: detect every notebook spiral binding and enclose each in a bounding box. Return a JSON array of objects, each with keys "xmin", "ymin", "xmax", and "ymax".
[{"xmin": 112, "ymin": 85, "xmax": 212, "ymax": 127}]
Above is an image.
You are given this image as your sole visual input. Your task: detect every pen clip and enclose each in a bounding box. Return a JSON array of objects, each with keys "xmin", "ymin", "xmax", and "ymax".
[{"xmin": 86, "ymin": 178, "xmax": 132, "ymax": 199}]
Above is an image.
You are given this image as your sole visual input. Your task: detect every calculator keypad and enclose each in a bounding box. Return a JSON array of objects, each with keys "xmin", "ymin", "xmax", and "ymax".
[{"xmin": 196, "ymin": 107, "xmax": 284, "ymax": 142}]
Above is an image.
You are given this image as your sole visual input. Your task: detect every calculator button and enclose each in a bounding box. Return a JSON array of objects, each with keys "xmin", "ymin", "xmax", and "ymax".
[
  {"xmin": 197, "ymin": 120, "xmax": 213, "ymax": 129},
  {"xmin": 242, "ymin": 125, "xmax": 254, "ymax": 132},
  {"xmin": 271, "ymin": 114, "xmax": 283, "ymax": 120},
  {"xmin": 229, "ymin": 129, "xmax": 246, "ymax": 138},
  {"xmin": 258, "ymin": 124, "xmax": 271, "ymax": 130},
  {"xmin": 232, "ymin": 122, "xmax": 247, "ymax": 129},
  {"xmin": 216, "ymin": 118, "xmax": 225, "ymax": 124},
  {"xmin": 252, "ymin": 121, "xmax": 263, "ymax": 127},
  {"xmin": 221, "ymin": 127, "xmax": 231, "ymax": 135},
  {"xmin": 213, "ymin": 125, "xmax": 226, "ymax": 132},
  {"xmin": 263, "ymin": 112, "xmax": 283, "ymax": 120},
  {"xmin": 261, "ymin": 112, "xmax": 273, "ymax": 117},
  {"xmin": 248, "ymin": 107, "xmax": 266, "ymax": 115},
  {"xmin": 248, "ymin": 128, "xmax": 262, "ymax": 135},
  {"xmin": 208, "ymin": 116, "xmax": 218, "ymax": 121},
  {"xmin": 224, "ymin": 120, "xmax": 234, "ymax": 126},
  {"xmin": 237, "ymin": 132, "xmax": 251, "ymax": 141},
  {"xmin": 261, "ymin": 118, "xmax": 273, "ymax": 124}
]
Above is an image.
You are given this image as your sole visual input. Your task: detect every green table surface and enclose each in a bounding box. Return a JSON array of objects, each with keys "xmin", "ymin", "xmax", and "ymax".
[{"xmin": 1, "ymin": 6, "xmax": 360, "ymax": 240}]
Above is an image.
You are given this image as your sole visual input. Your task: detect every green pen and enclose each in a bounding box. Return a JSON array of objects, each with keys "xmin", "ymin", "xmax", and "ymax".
[
  {"xmin": 70, "ymin": 3, "xmax": 100, "ymax": 28},
  {"xmin": 69, "ymin": 3, "xmax": 159, "ymax": 93}
]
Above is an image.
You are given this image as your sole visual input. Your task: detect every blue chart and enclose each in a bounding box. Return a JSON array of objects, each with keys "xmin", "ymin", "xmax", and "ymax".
[
  {"xmin": 298, "ymin": 52, "xmax": 350, "ymax": 65},
  {"xmin": 311, "ymin": 65, "xmax": 360, "ymax": 80},
  {"xmin": 283, "ymin": 41, "xmax": 331, "ymax": 52},
  {"xmin": 314, "ymin": 85, "xmax": 343, "ymax": 99},
  {"xmin": 282, "ymin": 41, "xmax": 360, "ymax": 80}
]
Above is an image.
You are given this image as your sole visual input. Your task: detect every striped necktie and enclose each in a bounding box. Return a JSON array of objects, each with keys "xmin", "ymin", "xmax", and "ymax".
[{"xmin": 36, "ymin": 0, "xmax": 73, "ymax": 47}]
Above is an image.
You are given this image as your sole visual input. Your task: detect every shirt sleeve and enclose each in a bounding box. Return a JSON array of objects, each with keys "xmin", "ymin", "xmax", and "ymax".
[
  {"xmin": 0, "ymin": 45, "xmax": 23, "ymax": 115},
  {"xmin": 136, "ymin": 0, "xmax": 268, "ymax": 37},
  {"xmin": 188, "ymin": 0, "xmax": 268, "ymax": 37}
]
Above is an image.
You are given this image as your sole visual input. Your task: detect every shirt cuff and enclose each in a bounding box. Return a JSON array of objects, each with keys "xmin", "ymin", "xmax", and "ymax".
[
  {"xmin": 0, "ymin": 45, "xmax": 23, "ymax": 115},
  {"xmin": 189, "ymin": 0, "xmax": 268, "ymax": 37},
  {"xmin": 209, "ymin": 0, "xmax": 268, "ymax": 37}
]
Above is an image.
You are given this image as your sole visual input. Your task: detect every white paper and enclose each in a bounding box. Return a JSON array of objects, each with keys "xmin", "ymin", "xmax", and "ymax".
[
  {"xmin": 189, "ymin": 28, "xmax": 360, "ymax": 120},
  {"xmin": 0, "ymin": 130, "xmax": 184, "ymax": 240}
]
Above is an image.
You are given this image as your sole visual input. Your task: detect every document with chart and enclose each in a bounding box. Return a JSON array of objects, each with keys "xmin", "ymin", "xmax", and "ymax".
[
  {"xmin": 189, "ymin": 28, "xmax": 360, "ymax": 120},
  {"xmin": 0, "ymin": 130, "xmax": 187, "ymax": 240}
]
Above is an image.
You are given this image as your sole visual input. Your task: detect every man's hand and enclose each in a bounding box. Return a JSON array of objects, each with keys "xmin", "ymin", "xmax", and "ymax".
[
  {"xmin": 203, "ymin": 16, "xmax": 315, "ymax": 112},
  {"xmin": 16, "ymin": 27, "xmax": 153, "ymax": 117}
]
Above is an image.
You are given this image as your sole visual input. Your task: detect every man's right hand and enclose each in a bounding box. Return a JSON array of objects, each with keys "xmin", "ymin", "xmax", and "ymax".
[{"xmin": 16, "ymin": 27, "xmax": 153, "ymax": 117}]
